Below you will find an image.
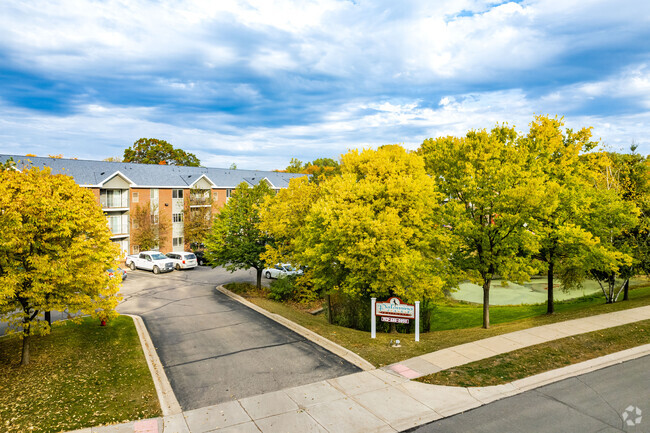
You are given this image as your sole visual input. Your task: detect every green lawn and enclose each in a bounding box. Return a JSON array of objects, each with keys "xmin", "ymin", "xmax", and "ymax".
[
  {"xmin": 418, "ymin": 319, "xmax": 650, "ymax": 387},
  {"xmin": 0, "ymin": 316, "xmax": 161, "ymax": 433},
  {"xmin": 225, "ymin": 283, "xmax": 650, "ymax": 367}
]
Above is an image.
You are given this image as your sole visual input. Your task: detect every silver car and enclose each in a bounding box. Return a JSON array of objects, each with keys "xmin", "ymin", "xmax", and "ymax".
[
  {"xmin": 263, "ymin": 263, "xmax": 303, "ymax": 279},
  {"xmin": 165, "ymin": 252, "xmax": 198, "ymax": 270}
]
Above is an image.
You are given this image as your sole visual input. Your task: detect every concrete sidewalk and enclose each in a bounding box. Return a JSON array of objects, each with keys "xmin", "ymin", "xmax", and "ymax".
[{"xmin": 69, "ymin": 305, "xmax": 650, "ymax": 433}]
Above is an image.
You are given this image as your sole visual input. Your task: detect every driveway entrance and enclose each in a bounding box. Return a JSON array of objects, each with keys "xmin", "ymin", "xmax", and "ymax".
[{"xmin": 117, "ymin": 266, "xmax": 360, "ymax": 411}]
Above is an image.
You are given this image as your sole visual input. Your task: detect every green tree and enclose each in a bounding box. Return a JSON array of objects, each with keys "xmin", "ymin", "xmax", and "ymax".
[
  {"xmin": 615, "ymin": 149, "xmax": 650, "ymax": 300},
  {"xmin": 420, "ymin": 125, "xmax": 549, "ymax": 329},
  {"xmin": 0, "ymin": 166, "xmax": 121, "ymax": 365},
  {"xmin": 583, "ymin": 150, "xmax": 643, "ymax": 303},
  {"xmin": 283, "ymin": 158, "xmax": 304, "ymax": 173},
  {"xmin": 123, "ymin": 138, "xmax": 200, "ymax": 166},
  {"xmin": 279, "ymin": 157, "xmax": 340, "ymax": 182},
  {"xmin": 519, "ymin": 115, "xmax": 601, "ymax": 314},
  {"xmin": 205, "ymin": 181, "xmax": 274, "ymax": 289}
]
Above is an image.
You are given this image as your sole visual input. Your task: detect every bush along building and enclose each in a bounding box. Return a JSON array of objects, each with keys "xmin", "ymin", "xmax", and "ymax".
[{"xmin": 2, "ymin": 155, "xmax": 304, "ymax": 257}]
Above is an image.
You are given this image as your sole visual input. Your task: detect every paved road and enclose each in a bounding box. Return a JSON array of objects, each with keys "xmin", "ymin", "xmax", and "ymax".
[
  {"xmin": 116, "ymin": 266, "xmax": 360, "ymax": 411},
  {"xmin": 407, "ymin": 355, "xmax": 650, "ymax": 433}
]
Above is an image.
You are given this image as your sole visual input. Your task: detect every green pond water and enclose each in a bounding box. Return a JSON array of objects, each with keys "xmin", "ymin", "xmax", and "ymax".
[{"xmin": 450, "ymin": 278, "xmax": 636, "ymax": 306}]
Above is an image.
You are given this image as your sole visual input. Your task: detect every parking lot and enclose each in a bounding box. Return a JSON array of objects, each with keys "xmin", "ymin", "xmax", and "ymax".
[{"xmin": 116, "ymin": 265, "xmax": 360, "ymax": 411}]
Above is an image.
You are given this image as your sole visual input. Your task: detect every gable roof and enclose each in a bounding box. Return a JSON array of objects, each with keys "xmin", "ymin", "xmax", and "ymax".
[{"xmin": 0, "ymin": 155, "xmax": 307, "ymax": 189}]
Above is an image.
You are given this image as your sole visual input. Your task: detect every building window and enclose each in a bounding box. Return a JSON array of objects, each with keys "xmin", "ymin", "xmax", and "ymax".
[
  {"xmin": 151, "ymin": 214, "xmax": 159, "ymax": 224},
  {"xmin": 172, "ymin": 189, "xmax": 184, "ymax": 199},
  {"xmin": 100, "ymin": 189, "xmax": 128, "ymax": 208},
  {"xmin": 173, "ymin": 213, "xmax": 183, "ymax": 223},
  {"xmin": 173, "ymin": 237, "xmax": 184, "ymax": 247},
  {"xmin": 133, "ymin": 245, "xmax": 140, "ymax": 254},
  {"xmin": 226, "ymin": 189, "xmax": 232, "ymax": 198},
  {"xmin": 107, "ymin": 214, "xmax": 129, "ymax": 235},
  {"xmin": 132, "ymin": 191, "xmax": 139, "ymax": 203}
]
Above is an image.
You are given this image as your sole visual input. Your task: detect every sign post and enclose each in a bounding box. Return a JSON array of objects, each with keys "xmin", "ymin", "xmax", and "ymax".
[
  {"xmin": 373, "ymin": 297, "xmax": 420, "ymax": 342},
  {"xmin": 371, "ymin": 297, "xmax": 376, "ymax": 339},
  {"xmin": 415, "ymin": 301, "xmax": 420, "ymax": 342}
]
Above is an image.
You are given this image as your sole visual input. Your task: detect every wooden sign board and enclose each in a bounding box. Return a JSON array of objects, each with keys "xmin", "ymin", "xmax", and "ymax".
[{"xmin": 375, "ymin": 297, "xmax": 415, "ymax": 319}]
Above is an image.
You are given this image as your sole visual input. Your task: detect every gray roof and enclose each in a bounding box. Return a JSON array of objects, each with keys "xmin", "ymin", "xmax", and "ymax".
[{"xmin": 0, "ymin": 155, "xmax": 306, "ymax": 189}]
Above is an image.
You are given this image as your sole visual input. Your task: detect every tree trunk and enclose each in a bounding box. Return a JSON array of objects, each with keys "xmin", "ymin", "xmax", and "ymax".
[
  {"xmin": 546, "ymin": 261, "xmax": 554, "ymax": 315},
  {"xmin": 256, "ymin": 268, "xmax": 262, "ymax": 290},
  {"xmin": 21, "ymin": 333, "xmax": 30, "ymax": 366},
  {"xmin": 326, "ymin": 294, "xmax": 333, "ymax": 324},
  {"xmin": 623, "ymin": 279, "xmax": 630, "ymax": 301},
  {"xmin": 390, "ymin": 322, "xmax": 398, "ymax": 334},
  {"xmin": 482, "ymin": 279, "xmax": 491, "ymax": 329},
  {"xmin": 45, "ymin": 311, "xmax": 51, "ymax": 326}
]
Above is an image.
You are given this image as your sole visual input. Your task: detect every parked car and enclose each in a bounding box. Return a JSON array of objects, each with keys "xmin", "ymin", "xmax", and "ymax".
[
  {"xmin": 165, "ymin": 252, "xmax": 198, "ymax": 270},
  {"xmin": 263, "ymin": 263, "xmax": 303, "ymax": 279},
  {"xmin": 107, "ymin": 267, "xmax": 127, "ymax": 280},
  {"xmin": 193, "ymin": 250, "xmax": 207, "ymax": 266},
  {"xmin": 125, "ymin": 251, "xmax": 175, "ymax": 274}
]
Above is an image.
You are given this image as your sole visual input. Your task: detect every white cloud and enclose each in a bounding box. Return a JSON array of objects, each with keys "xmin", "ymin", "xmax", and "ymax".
[
  {"xmin": 2, "ymin": 0, "xmax": 641, "ymax": 84},
  {"xmin": 0, "ymin": 0, "xmax": 649, "ymax": 167}
]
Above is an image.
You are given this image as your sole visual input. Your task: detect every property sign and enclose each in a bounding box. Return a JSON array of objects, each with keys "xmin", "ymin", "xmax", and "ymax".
[
  {"xmin": 375, "ymin": 297, "xmax": 415, "ymax": 319},
  {"xmin": 371, "ymin": 297, "xmax": 420, "ymax": 342}
]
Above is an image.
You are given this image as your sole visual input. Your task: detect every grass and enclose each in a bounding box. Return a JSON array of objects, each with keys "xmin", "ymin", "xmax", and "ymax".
[
  {"xmin": 224, "ymin": 283, "xmax": 650, "ymax": 368},
  {"xmin": 0, "ymin": 316, "xmax": 161, "ymax": 433},
  {"xmin": 417, "ymin": 319, "xmax": 650, "ymax": 387}
]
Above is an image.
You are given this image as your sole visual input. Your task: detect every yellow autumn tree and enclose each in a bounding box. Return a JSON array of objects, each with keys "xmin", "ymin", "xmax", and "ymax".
[
  {"xmin": 303, "ymin": 145, "xmax": 453, "ymax": 303},
  {"xmin": 259, "ymin": 175, "xmax": 320, "ymax": 267},
  {"xmin": 0, "ymin": 165, "xmax": 121, "ymax": 365}
]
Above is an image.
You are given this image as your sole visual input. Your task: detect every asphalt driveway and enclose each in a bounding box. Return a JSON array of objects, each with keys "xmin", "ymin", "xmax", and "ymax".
[{"xmin": 116, "ymin": 266, "xmax": 360, "ymax": 411}]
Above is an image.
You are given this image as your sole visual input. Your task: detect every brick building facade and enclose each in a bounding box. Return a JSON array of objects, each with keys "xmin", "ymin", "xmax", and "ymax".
[{"xmin": 2, "ymin": 155, "xmax": 303, "ymax": 256}]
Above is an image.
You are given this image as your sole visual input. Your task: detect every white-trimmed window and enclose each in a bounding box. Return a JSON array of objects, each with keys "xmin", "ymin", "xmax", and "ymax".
[
  {"xmin": 132, "ymin": 191, "xmax": 139, "ymax": 203},
  {"xmin": 172, "ymin": 189, "xmax": 184, "ymax": 199},
  {"xmin": 132, "ymin": 245, "xmax": 140, "ymax": 254},
  {"xmin": 173, "ymin": 213, "xmax": 183, "ymax": 223},
  {"xmin": 100, "ymin": 189, "xmax": 128, "ymax": 208},
  {"xmin": 172, "ymin": 237, "xmax": 184, "ymax": 247}
]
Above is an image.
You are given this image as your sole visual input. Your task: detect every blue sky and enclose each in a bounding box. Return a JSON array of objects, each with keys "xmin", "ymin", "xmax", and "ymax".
[{"xmin": 1, "ymin": 0, "xmax": 649, "ymax": 170}]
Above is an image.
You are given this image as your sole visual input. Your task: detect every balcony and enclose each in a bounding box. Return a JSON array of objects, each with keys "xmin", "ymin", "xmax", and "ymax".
[
  {"xmin": 100, "ymin": 189, "xmax": 129, "ymax": 211},
  {"xmin": 189, "ymin": 191, "xmax": 211, "ymax": 207}
]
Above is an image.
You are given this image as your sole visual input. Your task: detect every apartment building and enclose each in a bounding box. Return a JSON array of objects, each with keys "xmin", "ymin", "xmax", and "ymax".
[{"xmin": 2, "ymin": 155, "xmax": 304, "ymax": 256}]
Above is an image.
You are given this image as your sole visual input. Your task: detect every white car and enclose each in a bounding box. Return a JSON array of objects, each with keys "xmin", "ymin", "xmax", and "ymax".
[
  {"xmin": 126, "ymin": 251, "xmax": 175, "ymax": 274},
  {"xmin": 165, "ymin": 252, "xmax": 198, "ymax": 270},
  {"xmin": 263, "ymin": 263, "xmax": 302, "ymax": 279}
]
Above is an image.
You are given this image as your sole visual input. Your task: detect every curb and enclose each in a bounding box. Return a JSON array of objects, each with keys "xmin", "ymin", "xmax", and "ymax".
[
  {"xmin": 507, "ymin": 342, "xmax": 650, "ymax": 394},
  {"xmin": 215, "ymin": 285, "xmax": 376, "ymax": 371},
  {"xmin": 126, "ymin": 314, "xmax": 183, "ymax": 416},
  {"xmin": 400, "ymin": 345, "xmax": 650, "ymax": 432}
]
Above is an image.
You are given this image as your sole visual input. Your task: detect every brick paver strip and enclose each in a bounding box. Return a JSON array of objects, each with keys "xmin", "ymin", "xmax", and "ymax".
[{"xmin": 133, "ymin": 419, "xmax": 158, "ymax": 433}]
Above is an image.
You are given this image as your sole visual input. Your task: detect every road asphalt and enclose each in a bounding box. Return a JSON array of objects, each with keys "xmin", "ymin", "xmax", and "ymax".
[
  {"xmin": 116, "ymin": 266, "xmax": 360, "ymax": 411},
  {"xmin": 407, "ymin": 354, "xmax": 650, "ymax": 433}
]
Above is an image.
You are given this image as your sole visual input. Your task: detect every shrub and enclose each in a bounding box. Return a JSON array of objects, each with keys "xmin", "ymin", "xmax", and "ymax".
[{"xmin": 268, "ymin": 276, "xmax": 297, "ymax": 301}]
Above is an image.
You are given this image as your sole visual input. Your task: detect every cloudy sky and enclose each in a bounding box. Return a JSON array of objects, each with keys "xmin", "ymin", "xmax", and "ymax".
[{"xmin": 1, "ymin": 0, "xmax": 649, "ymax": 170}]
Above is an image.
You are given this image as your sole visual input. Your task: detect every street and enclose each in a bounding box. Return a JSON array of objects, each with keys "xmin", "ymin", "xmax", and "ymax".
[
  {"xmin": 407, "ymin": 355, "xmax": 650, "ymax": 433},
  {"xmin": 116, "ymin": 266, "xmax": 360, "ymax": 411}
]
